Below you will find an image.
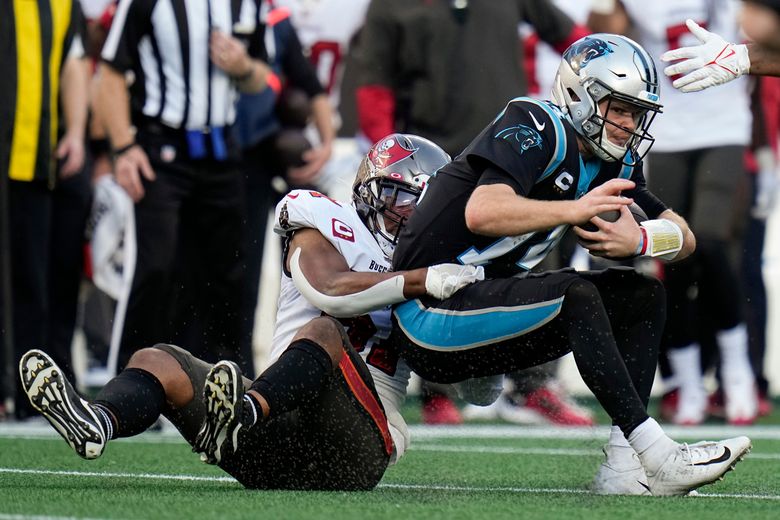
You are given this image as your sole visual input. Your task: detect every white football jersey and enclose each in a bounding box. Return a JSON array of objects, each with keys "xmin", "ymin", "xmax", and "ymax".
[
  {"xmin": 271, "ymin": 189, "xmax": 411, "ymax": 464},
  {"xmin": 620, "ymin": 0, "xmax": 750, "ymax": 151},
  {"xmin": 273, "ymin": 0, "xmax": 370, "ymax": 109}
]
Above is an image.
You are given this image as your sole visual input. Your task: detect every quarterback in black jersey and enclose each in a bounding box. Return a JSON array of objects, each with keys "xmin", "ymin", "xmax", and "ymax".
[{"xmin": 391, "ymin": 34, "xmax": 751, "ymax": 497}]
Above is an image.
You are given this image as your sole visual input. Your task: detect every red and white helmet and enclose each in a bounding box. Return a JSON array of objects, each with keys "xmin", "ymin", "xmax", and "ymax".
[{"xmin": 353, "ymin": 134, "xmax": 450, "ymax": 256}]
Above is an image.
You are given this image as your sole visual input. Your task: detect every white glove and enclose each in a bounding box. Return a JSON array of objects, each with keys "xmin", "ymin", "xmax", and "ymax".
[
  {"xmin": 752, "ymin": 148, "xmax": 780, "ymax": 220},
  {"xmin": 660, "ymin": 19, "xmax": 750, "ymax": 93},
  {"xmin": 425, "ymin": 263, "xmax": 485, "ymax": 300}
]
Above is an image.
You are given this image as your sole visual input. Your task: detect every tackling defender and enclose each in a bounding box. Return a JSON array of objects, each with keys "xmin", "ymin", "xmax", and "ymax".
[
  {"xmin": 390, "ymin": 34, "xmax": 751, "ymax": 496},
  {"xmin": 19, "ymin": 134, "xmax": 483, "ymax": 490}
]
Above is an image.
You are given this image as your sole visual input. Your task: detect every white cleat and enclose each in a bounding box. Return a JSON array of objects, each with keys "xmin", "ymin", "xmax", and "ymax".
[
  {"xmin": 646, "ymin": 437, "xmax": 752, "ymax": 496},
  {"xmin": 19, "ymin": 349, "xmax": 106, "ymax": 460},
  {"xmin": 592, "ymin": 445, "xmax": 651, "ymax": 496}
]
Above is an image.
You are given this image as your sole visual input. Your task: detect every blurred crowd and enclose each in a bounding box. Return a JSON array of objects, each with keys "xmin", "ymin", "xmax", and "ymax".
[{"xmin": 1, "ymin": 0, "xmax": 778, "ymax": 427}]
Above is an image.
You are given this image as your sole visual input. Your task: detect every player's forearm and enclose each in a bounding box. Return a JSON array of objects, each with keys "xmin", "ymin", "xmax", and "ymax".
[
  {"xmin": 96, "ymin": 65, "xmax": 134, "ymax": 149},
  {"xmin": 319, "ymin": 268, "xmax": 427, "ymax": 299},
  {"xmin": 657, "ymin": 209, "xmax": 696, "ymax": 261},
  {"xmin": 587, "ymin": 0, "xmax": 630, "ymax": 34},
  {"xmin": 236, "ymin": 59, "xmax": 272, "ymax": 94},
  {"xmin": 60, "ymin": 57, "xmax": 90, "ymax": 140},
  {"xmin": 747, "ymin": 44, "xmax": 780, "ymax": 78},
  {"xmin": 465, "ymin": 187, "xmax": 576, "ymax": 237},
  {"xmin": 310, "ymin": 94, "xmax": 336, "ymax": 146}
]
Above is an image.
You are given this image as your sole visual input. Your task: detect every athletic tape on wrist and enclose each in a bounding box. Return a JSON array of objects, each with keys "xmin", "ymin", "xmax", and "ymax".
[{"xmin": 639, "ymin": 219, "xmax": 683, "ymax": 260}]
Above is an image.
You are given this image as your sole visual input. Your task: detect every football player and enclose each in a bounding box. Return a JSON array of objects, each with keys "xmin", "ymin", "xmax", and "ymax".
[
  {"xmin": 389, "ymin": 34, "xmax": 751, "ymax": 496},
  {"xmin": 18, "ymin": 134, "xmax": 483, "ymax": 490}
]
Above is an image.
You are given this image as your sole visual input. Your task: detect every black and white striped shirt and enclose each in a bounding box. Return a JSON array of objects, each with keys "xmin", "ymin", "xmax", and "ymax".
[{"xmin": 101, "ymin": 0, "xmax": 263, "ymax": 131}]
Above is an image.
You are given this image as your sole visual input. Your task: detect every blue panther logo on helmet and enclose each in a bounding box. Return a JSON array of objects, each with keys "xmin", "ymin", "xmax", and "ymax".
[
  {"xmin": 495, "ymin": 124, "xmax": 543, "ymax": 155},
  {"xmin": 563, "ymin": 37, "xmax": 613, "ymax": 73}
]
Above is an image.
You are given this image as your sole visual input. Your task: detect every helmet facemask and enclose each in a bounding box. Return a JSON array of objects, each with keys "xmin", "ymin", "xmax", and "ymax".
[
  {"xmin": 359, "ymin": 177, "xmax": 424, "ymax": 251},
  {"xmin": 551, "ymin": 34, "xmax": 663, "ymax": 166},
  {"xmin": 352, "ymin": 134, "xmax": 450, "ymax": 258},
  {"xmin": 580, "ymin": 85, "xmax": 661, "ymax": 164}
]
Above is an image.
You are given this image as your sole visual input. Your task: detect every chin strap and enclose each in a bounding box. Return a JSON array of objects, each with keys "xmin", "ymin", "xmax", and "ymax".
[{"xmin": 638, "ymin": 219, "xmax": 684, "ymax": 261}]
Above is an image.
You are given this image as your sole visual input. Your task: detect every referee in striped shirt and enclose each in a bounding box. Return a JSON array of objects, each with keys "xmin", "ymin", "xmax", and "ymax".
[{"xmin": 96, "ymin": 0, "xmax": 272, "ymax": 370}]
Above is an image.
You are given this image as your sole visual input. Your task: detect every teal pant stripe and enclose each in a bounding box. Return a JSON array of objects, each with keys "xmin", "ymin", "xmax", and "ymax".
[{"xmin": 394, "ymin": 297, "xmax": 564, "ymax": 351}]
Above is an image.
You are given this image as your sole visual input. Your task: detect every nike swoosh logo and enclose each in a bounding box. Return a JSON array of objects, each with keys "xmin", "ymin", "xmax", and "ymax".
[
  {"xmin": 637, "ymin": 480, "xmax": 651, "ymax": 493},
  {"xmin": 693, "ymin": 446, "xmax": 731, "ymax": 466},
  {"xmin": 529, "ymin": 111, "xmax": 546, "ymax": 131}
]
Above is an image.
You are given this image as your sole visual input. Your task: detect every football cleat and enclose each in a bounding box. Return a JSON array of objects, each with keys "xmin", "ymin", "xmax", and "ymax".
[
  {"xmin": 19, "ymin": 349, "xmax": 106, "ymax": 459},
  {"xmin": 421, "ymin": 393, "xmax": 463, "ymax": 425},
  {"xmin": 524, "ymin": 383, "xmax": 595, "ymax": 426},
  {"xmin": 194, "ymin": 360, "xmax": 244, "ymax": 464},
  {"xmin": 592, "ymin": 445, "xmax": 651, "ymax": 496},
  {"xmin": 646, "ymin": 436, "xmax": 752, "ymax": 496}
]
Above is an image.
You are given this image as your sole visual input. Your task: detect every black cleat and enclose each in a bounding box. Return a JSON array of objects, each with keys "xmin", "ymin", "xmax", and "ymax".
[
  {"xmin": 193, "ymin": 360, "xmax": 244, "ymax": 464},
  {"xmin": 19, "ymin": 350, "xmax": 106, "ymax": 459}
]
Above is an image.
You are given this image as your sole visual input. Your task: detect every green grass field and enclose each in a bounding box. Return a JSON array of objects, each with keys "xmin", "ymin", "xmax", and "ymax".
[{"xmin": 1, "ymin": 401, "xmax": 779, "ymax": 520}]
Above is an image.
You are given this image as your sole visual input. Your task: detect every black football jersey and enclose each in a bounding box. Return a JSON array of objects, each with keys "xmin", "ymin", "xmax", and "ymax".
[{"xmin": 393, "ymin": 97, "xmax": 667, "ymax": 278}]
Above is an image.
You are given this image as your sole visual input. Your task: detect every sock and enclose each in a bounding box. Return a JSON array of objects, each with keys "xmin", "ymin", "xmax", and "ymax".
[
  {"xmin": 94, "ymin": 368, "xmax": 166, "ymax": 438},
  {"xmin": 668, "ymin": 344, "xmax": 706, "ymax": 422},
  {"xmin": 717, "ymin": 324, "xmax": 755, "ymax": 383},
  {"xmin": 93, "ymin": 404, "xmax": 116, "ymax": 440},
  {"xmin": 241, "ymin": 393, "xmax": 261, "ymax": 428},
  {"xmin": 627, "ymin": 418, "xmax": 677, "ymax": 474},
  {"xmin": 249, "ymin": 338, "xmax": 335, "ymax": 419}
]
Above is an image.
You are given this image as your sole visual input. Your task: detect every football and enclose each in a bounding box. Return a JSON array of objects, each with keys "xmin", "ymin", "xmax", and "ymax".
[{"xmin": 580, "ymin": 201, "xmax": 647, "ymax": 232}]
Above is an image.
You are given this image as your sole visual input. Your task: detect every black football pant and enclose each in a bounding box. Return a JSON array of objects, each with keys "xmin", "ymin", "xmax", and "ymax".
[{"xmin": 393, "ymin": 268, "xmax": 664, "ymax": 435}]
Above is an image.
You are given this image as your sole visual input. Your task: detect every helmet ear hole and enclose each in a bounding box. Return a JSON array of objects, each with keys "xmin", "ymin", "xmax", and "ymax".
[{"xmin": 567, "ymin": 88, "xmax": 581, "ymax": 102}]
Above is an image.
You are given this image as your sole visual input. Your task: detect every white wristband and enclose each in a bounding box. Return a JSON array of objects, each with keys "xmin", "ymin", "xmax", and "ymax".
[
  {"xmin": 591, "ymin": 0, "xmax": 618, "ymax": 15},
  {"xmin": 639, "ymin": 219, "xmax": 683, "ymax": 260}
]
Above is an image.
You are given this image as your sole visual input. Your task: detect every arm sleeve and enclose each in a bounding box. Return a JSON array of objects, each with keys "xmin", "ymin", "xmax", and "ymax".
[
  {"xmin": 624, "ymin": 163, "xmax": 668, "ymax": 219},
  {"xmin": 522, "ymin": 0, "xmax": 579, "ymax": 51},
  {"xmin": 100, "ymin": 0, "xmax": 150, "ymax": 72}
]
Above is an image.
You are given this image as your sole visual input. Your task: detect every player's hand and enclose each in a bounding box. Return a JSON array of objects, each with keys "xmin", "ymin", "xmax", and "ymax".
[
  {"xmin": 210, "ymin": 30, "xmax": 253, "ymax": 79},
  {"xmin": 573, "ymin": 204, "xmax": 642, "ymax": 258},
  {"xmin": 660, "ymin": 19, "xmax": 750, "ymax": 93},
  {"xmin": 114, "ymin": 145, "xmax": 156, "ymax": 202},
  {"xmin": 56, "ymin": 131, "xmax": 86, "ymax": 179},
  {"xmin": 287, "ymin": 143, "xmax": 332, "ymax": 186},
  {"xmin": 570, "ymin": 178, "xmax": 634, "ymax": 225},
  {"xmin": 425, "ymin": 263, "xmax": 485, "ymax": 300}
]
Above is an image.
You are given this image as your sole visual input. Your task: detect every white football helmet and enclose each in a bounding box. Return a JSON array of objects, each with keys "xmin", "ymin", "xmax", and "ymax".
[
  {"xmin": 551, "ymin": 34, "xmax": 663, "ymax": 164},
  {"xmin": 353, "ymin": 134, "xmax": 450, "ymax": 257}
]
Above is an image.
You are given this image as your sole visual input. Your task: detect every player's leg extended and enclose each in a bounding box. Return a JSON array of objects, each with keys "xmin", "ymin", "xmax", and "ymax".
[
  {"xmin": 194, "ymin": 317, "xmax": 348, "ymax": 463},
  {"xmin": 195, "ymin": 316, "xmax": 391, "ymax": 490},
  {"xmin": 19, "ymin": 345, "xmax": 192, "ymax": 459}
]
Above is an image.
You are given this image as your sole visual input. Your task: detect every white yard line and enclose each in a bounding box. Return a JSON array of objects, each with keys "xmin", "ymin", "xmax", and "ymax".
[
  {"xmin": 4, "ymin": 423, "xmax": 780, "ymax": 440},
  {"xmin": 0, "ymin": 467, "xmax": 778, "ymax": 501}
]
